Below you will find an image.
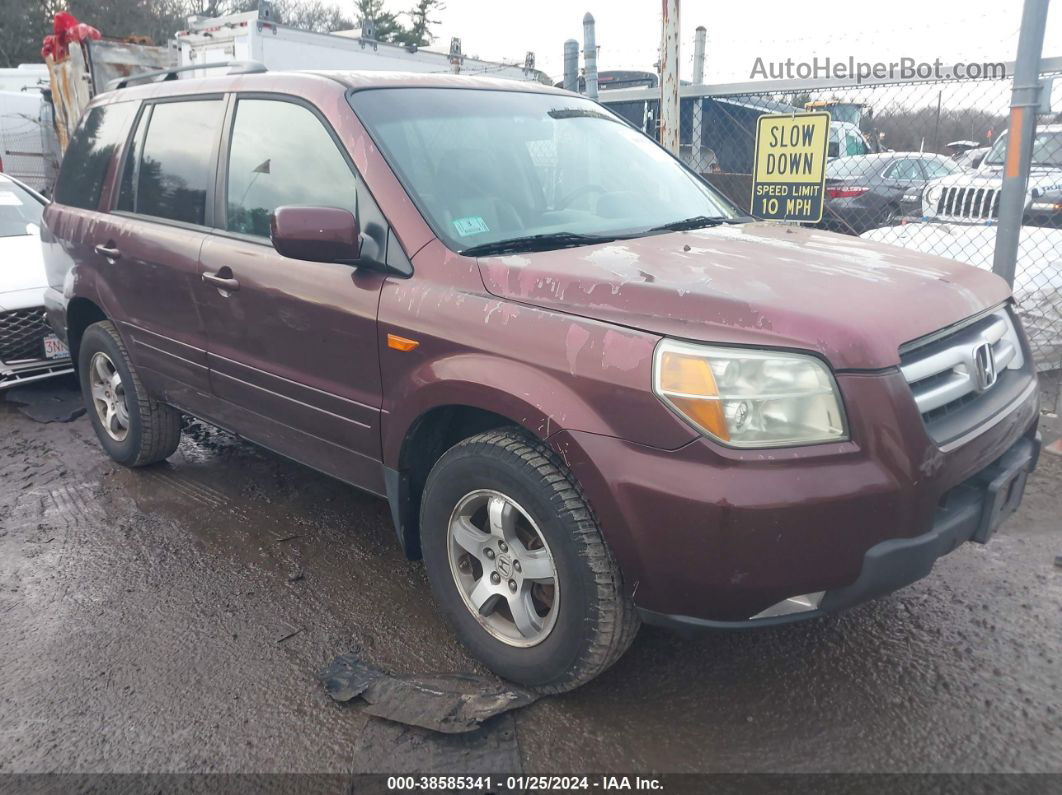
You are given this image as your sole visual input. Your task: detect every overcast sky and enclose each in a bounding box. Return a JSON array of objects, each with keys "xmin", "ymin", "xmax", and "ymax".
[{"xmin": 383, "ymin": 0, "xmax": 1062, "ymax": 84}]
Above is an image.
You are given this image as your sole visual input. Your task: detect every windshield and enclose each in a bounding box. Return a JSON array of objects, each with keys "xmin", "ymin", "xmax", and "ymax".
[
  {"xmin": 349, "ymin": 88, "xmax": 738, "ymax": 253},
  {"xmin": 0, "ymin": 179, "xmax": 44, "ymax": 238},
  {"xmin": 984, "ymin": 128, "xmax": 1062, "ymax": 167}
]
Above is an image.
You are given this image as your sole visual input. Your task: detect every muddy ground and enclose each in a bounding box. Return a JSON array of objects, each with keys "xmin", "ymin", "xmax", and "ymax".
[{"xmin": 1, "ymin": 377, "xmax": 1059, "ymax": 776}]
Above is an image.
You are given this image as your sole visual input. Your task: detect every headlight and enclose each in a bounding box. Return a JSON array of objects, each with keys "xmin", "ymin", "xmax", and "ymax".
[
  {"xmin": 653, "ymin": 340, "xmax": 848, "ymax": 448},
  {"xmin": 923, "ymin": 185, "xmax": 942, "ymax": 206},
  {"xmin": 1030, "ymin": 199, "xmax": 1062, "ymax": 213}
]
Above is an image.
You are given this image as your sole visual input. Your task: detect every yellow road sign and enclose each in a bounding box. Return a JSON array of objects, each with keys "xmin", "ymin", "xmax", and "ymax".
[{"xmin": 751, "ymin": 112, "xmax": 831, "ymax": 222}]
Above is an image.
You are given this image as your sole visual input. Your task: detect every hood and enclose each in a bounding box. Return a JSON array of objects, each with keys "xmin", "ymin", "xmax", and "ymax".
[
  {"xmin": 476, "ymin": 221, "xmax": 1010, "ymax": 370},
  {"xmin": 0, "ymin": 232, "xmax": 47, "ymax": 311}
]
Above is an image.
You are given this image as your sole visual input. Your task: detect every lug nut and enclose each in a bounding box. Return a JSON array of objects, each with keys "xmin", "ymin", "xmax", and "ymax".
[
  {"xmin": 508, "ymin": 579, "xmax": 517, "ymax": 592},
  {"xmin": 498, "ymin": 542, "xmax": 508, "ymax": 552},
  {"xmin": 484, "ymin": 548, "xmax": 495, "ymax": 560},
  {"xmin": 513, "ymin": 560, "xmax": 521, "ymax": 573},
  {"xmin": 490, "ymin": 572, "xmax": 501, "ymax": 585}
]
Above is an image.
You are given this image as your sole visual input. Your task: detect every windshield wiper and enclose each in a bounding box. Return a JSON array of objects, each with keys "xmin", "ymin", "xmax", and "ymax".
[
  {"xmin": 461, "ymin": 232, "xmax": 616, "ymax": 257},
  {"xmin": 648, "ymin": 215, "xmax": 752, "ymax": 232}
]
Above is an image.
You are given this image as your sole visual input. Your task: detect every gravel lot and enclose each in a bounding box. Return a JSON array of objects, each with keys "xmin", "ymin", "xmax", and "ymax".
[{"xmin": 1, "ymin": 377, "xmax": 1059, "ymax": 777}]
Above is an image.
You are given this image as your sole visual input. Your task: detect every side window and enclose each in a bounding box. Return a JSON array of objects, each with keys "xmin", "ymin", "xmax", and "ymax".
[
  {"xmin": 923, "ymin": 158, "xmax": 958, "ymax": 178},
  {"xmin": 884, "ymin": 159, "xmax": 922, "ymax": 180},
  {"xmin": 132, "ymin": 99, "xmax": 224, "ymax": 226},
  {"xmin": 225, "ymin": 99, "xmax": 358, "ymax": 238},
  {"xmin": 54, "ymin": 102, "xmax": 135, "ymax": 210}
]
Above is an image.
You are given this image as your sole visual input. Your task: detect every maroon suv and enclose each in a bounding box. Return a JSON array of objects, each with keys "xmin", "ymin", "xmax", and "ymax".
[{"xmin": 42, "ymin": 69, "xmax": 1041, "ymax": 692}]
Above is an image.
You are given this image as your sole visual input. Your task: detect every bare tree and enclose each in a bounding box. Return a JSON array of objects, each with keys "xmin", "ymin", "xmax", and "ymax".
[{"xmin": 272, "ymin": 0, "xmax": 354, "ymax": 32}]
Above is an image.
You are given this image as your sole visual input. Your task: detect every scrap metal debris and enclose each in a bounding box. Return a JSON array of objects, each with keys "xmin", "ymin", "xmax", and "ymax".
[
  {"xmin": 350, "ymin": 712, "xmax": 522, "ymax": 778},
  {"xmin": 320, "ymin": 653, "xmax": 539, "ymax": 734},
  {"xmin": 4, "ymin": 379, "xmax": 84, "ymax": 423}
]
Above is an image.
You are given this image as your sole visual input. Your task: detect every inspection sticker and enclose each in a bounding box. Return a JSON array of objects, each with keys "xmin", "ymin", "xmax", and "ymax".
[
  {"xmin": 452, "ymin": 216, "xmax": 490, "ymax": 237},
  {"xmin": 751, "ymin": 111, "xmax": 831, "ymax": 223},
  {"xmin": 0, "ymin": 191, "xmax": 24, "ymax": 206}
]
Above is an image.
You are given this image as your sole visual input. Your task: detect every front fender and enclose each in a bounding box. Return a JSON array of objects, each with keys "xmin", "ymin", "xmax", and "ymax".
[
  {"xmin": 378, "ymin": 282, "xmax": 697, "ymax": 467},
  {"xmin": 382, "ymin": 351, "xmax": 622, "ymax": 466}
]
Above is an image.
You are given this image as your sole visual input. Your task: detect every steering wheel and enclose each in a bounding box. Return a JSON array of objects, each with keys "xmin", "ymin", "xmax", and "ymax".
[{"xmin": 556, "ymin": 184, "xmax": 608, "ymax": 209}]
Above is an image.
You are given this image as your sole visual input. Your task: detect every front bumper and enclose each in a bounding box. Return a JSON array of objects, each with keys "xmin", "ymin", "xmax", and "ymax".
[
  {"xmin": 0, "ymin": 357, "xmax": 73, "ymax": 390},
  {"xmin": 548, "ymin": 368, "xmax": 1041, "ymax": 626},
  {"xmin": 639, "ymin": 433, "xmax": 1040, "ymax": 630}
]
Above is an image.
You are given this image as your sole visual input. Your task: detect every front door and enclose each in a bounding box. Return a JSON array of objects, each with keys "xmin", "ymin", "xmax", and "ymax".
[{"xmin": 197, "ymin": 96, "xmax": 387, "ymax": 493}]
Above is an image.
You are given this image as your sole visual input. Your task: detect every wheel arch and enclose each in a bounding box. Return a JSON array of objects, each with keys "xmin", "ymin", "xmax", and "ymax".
[
  {"xmin": 65, "ymin": 297, "xmax": 108, "ymax": 373},
  {"xmin": 385, "ymin": 403, "xmax": 522, "ymax": 559}
]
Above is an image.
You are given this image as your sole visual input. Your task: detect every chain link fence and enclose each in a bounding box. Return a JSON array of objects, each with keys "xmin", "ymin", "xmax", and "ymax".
[
  {"xmin": 0, "ymin": 111, "xmax": 58, "ymax": 195},
  {"xmin": 601, "ymin": 63, "xmax": 1062, "ymax": 415}
]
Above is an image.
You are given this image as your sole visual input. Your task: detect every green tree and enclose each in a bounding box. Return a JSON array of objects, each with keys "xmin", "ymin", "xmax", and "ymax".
[
  {"xmin": 355, "ymin": 0, "xmax": 404, "ymax": 42},
  {"xmin": 398, "ymin": 0, "xmax": 444, "ymax": 48}
]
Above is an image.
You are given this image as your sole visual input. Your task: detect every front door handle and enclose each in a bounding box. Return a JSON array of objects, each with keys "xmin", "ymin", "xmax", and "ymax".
[
  {"xmin": 202, "ymin": 270, "xmax": 240, "ymax": 292},
  {"xmin": 94, "ymin": 243, "xmax": 121, "ymax": 261}
]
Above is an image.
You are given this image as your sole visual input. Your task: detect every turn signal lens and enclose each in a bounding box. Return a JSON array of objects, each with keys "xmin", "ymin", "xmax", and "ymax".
[
  {"xmin": 387, "ymin": 333, "xmax": 420, "ymax": 352},
  {"xmin": 657, "ymin": 350, "xmax": 730, "ymax": 442},
  {"xmin": 653, "ymin": 340, "xmax": 847, "ymax": 448}
]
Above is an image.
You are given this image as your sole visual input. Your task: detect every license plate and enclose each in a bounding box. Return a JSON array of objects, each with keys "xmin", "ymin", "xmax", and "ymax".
[{"xmin": 43, "ymin": 334, "xmax": 69, "ymax": 360}]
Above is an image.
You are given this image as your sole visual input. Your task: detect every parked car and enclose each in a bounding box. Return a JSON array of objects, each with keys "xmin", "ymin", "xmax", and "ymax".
[
  {"xmin": 821, "ymin": 152, "xmax": 962, "ymax": 234},
  {"xmin": 0, "ymin": 173, "xmax": 72, "ymax": 389},
  {"xmin": 953, "ymin": 145, "xmax": 990, "ymax": 171},
  {"xmin": 922, "ymin": 124, "xmax": 1062, "ymax": 227},
  {"xmin": 42, "ymin": 69, "xmax": 1041, "ymax": 692}
]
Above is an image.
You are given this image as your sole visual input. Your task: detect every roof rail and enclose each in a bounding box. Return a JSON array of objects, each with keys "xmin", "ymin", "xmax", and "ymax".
[{"xmin": 106, "ymin": 61, "xmax": 267, "ymax": 91}]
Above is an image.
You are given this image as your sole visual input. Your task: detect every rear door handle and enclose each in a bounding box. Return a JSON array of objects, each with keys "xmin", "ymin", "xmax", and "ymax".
[
  {"xmin": 94, "ymin": 243, "xmax": 121, "ymax": 261},
  {"xmin": 202, "ymin": 271, "xmax": 240, "ymax": 292}
]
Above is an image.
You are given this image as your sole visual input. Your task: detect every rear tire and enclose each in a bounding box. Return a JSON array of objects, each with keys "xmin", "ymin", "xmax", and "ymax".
[
  {"xmin": 78, "ymin": 320, "xmax": 181, "ymax": 467},
  {"xmin": 420, "ymin": 428, "xmax": 639, "ymax": 692}
]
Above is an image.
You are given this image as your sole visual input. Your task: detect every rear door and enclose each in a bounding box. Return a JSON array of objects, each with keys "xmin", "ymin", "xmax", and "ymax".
[
  {"xmin": 106, "ymin": 97, "xmax": 226, "ymax": 403},
  {"xmin": 43, "ymin": 99, "xmax": 137, "ymax": 339},
  {"xmin": 197, "ymin": 95, "xmax": 389, "ymax": 493}
]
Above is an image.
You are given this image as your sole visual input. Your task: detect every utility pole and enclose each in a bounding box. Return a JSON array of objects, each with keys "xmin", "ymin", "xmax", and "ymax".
[
  {"xmin": 448, "ymin": 37, "xmax": 462, "ymax": 74},
  {"xmin": 563, "ymin": 39, "xmax": 579, "ymax": 92},
  {"xmin": 659, "ymin": 0, "xmax": 680, "ymax": 154},
  {"xmin": 992, "ymin": 0, "xmax": 1049, "ymax": 286},
  {"xmin": 691, "ymin": 25, "xmax": 706, "ymax": 169},
  {"xmin": 583, "ymin": 13, "xmax": 598, "ymax": 100}
]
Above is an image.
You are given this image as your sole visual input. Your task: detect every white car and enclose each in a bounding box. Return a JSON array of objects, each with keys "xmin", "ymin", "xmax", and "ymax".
[
  {"xmin": 921, "ymin": 124, "xmax": 1062, "ymax": 225},
  {"xmin": 0, "ymin": 173, "xmax": 72, "ymax": 388}
]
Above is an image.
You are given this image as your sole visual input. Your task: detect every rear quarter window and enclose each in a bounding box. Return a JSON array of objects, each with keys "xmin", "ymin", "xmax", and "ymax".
[{"xmin": 54, "ymin": 102, "xmax": 136, "ymax": 210}]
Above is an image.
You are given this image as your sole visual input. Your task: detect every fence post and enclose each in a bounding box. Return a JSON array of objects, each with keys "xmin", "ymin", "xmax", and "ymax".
[
  {"xmin": 690, "ymin": 25, "xmax": 706, "ymax": 169},
  {"xmin": 660, "ymin": 0, "xmax": 680, "ymax": 154},
  {"xmin": 992, "ymin": 0, "xmax": 1050, "ymax": 286},
  {"xmin": 583, "ymin": 13, "xmax": 598, "ymax": 100},
  {"xmin": 563, "ymin": 39, "xmax": 579, "ymax": 92}
]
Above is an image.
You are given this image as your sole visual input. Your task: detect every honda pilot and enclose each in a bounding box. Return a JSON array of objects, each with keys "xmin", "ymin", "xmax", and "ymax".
[{"xmin": 42, "ymin": 69, "xmax": 1041, "ymax": 691}]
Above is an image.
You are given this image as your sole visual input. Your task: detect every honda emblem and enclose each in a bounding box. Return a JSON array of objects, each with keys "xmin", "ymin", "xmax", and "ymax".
[{"xmin": 973, "ymin": 342, "xmax": 997, "ymax": 392}]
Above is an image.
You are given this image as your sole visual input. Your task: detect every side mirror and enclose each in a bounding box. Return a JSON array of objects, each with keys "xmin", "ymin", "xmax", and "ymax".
[{"xmin": 270, "ymin": 206, "xmax": 363, "ymax": 264}]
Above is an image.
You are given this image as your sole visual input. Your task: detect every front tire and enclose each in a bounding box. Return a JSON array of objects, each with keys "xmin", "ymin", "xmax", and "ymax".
[
  {"xmin": 420, "ymin": 429, "xmax": 639, "ymax": 692},
  {"xmin": 78, "ymin": 320, "xmax": 181, "ymax": 467}
]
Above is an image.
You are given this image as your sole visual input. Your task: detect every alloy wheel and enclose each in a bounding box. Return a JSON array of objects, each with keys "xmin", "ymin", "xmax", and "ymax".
[
  {"xmin": 88, "ymin": 351, "xmax": 130, "ymax": 442},
  {"xmin": 446, "ymin": 489, "xmax": 560, "ymax": 648}
]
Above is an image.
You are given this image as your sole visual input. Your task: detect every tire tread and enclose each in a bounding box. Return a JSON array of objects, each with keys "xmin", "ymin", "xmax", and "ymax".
[{"xmin": 444, "ymin": 428, "xmax": 640, "ymax": 693}]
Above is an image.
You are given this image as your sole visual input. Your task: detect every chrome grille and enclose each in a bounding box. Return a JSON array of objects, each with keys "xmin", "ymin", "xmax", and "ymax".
[
  {"xmin": 936, "ymin": 186, "xmax": 1000, "ymax": 221},
  {"xmin": 900, "ymin": 309, "xmax": 1028, "ymax": 443},
  {"xmin": 0, "ymin": 307, "xmax": 50, "ymax": 363}
]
